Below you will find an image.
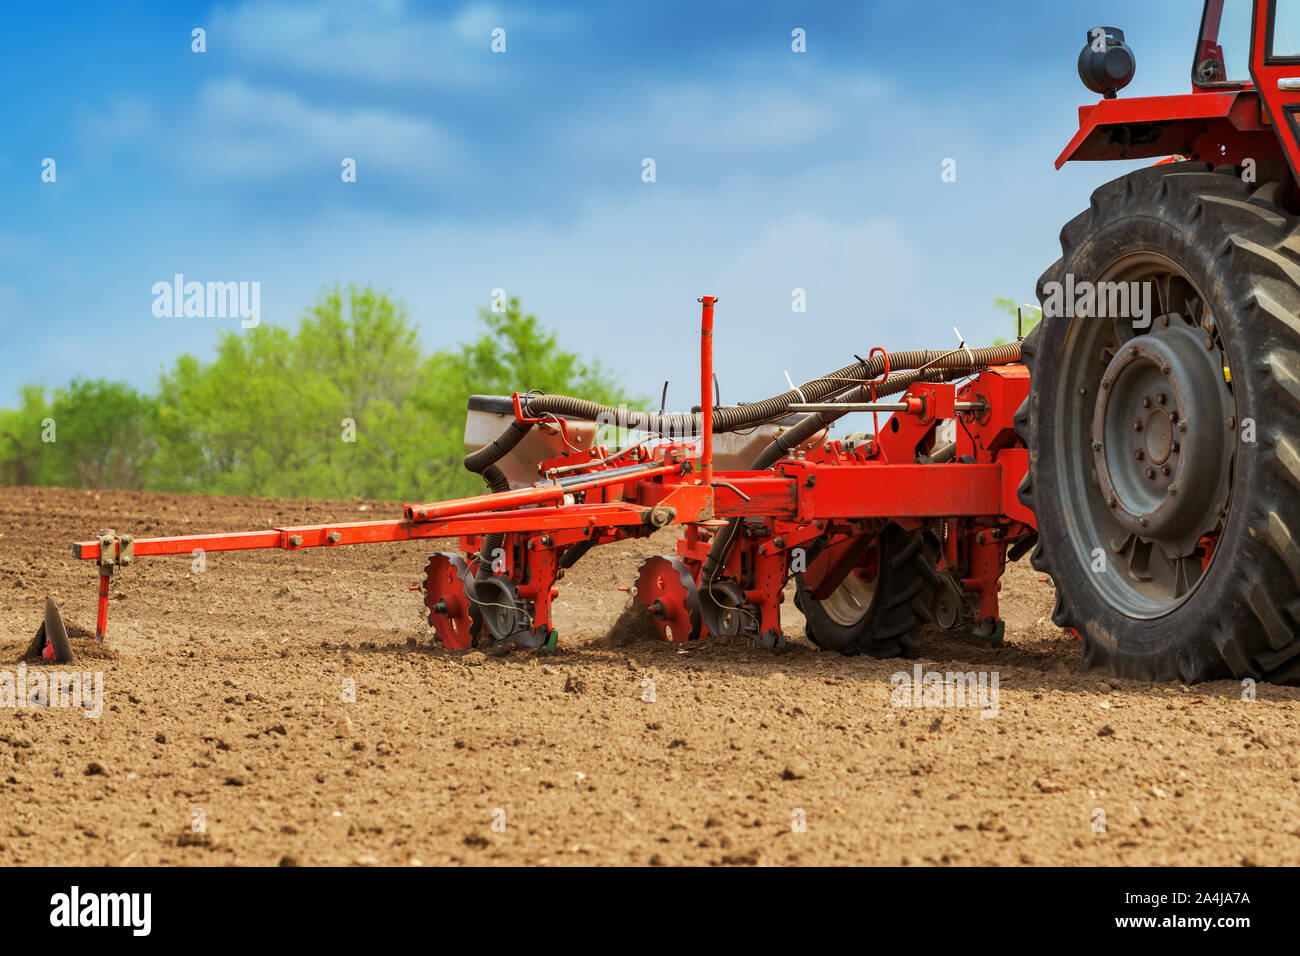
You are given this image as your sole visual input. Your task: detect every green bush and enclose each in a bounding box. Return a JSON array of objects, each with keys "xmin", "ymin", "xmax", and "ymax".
[{"xmin": 0, "ymin": 286, "xmax": 637, "ymax": 501}]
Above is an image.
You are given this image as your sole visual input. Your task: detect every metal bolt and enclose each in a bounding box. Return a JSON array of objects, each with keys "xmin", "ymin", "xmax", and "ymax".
[
  {"xmin": 1228, "ymin": 417, "xmax": 1236, "ymax": 429},
  {"xmin": 1172, "ymin": 442, "xmax": 1180, "ymax": 454},
  {"xmin": 1157, "ymin": 393, "xmax": 1167, "ymax": 405},
  {"xmin": 1130, "ymin": 345, "xmax": 1139, "ymax": 357},
  {"xmin": 1133, "ymin": 419, "xmax": 1144, "ymax": 432},
  {"xmin": 1141, "ymin": 396, "xmax": 1152, "ymax": 408},
  {"xmin": 1160, "ymin": 362, "xmax": 1172, "ymax": 374},
  {"xmin": 1079, "ymin": 387, "xmax": 1087, "ymax": 395},
  {"xmin": 1178, "ymin": 421, "xmax": 1188, "ymax": 432},
  {"xmin": 1146, "ymin": 467, "xmax": 1156, "ymax": 479},
  {"xmin": 1108, "ymin": 495, "xmax": 1118, "ymax": 508},
  {"xmin": 1092, "ymin": 440, "xmax": 1103, "ymax": 451},
  {"xmin": 1168, "ymin": 484, "xmax": 1178, "ymax": 496},
  {"xmin": 1161, "ymin": 465, "xmax": 1171, "ymax": 477},
  {"xmin": 1138, "ymin": 517, "xmax": 1149, "ymax": 527},
  {"xmin": 1134, "ymin": 449, "xmax": 1144, "ymax": 461}
]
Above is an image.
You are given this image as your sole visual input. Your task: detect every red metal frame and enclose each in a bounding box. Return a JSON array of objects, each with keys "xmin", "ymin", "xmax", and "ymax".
[
  {"xmin": 70, "ymin": 297, "xmax": 1034, "ymax": 650},
  {"xmin": 1055, "ymin": 89, "xmax": 1276, "ymax": 169},
  {"xmin": 699, "ymin": 295, "xmax": 716, "ymax": 498},
  {"xmin": 1251, "ymin": 0, "xmax": 1300, "ymax": 187},
  {"xmin": 1057, "ymin": 1, "xmax": 1293, "ymax": 180}
]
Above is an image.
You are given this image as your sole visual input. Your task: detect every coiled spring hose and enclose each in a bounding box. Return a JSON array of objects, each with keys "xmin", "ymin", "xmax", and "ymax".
[{"xmin": 463, "ymin": 341, "xmax": 1023, "ymax": 584}]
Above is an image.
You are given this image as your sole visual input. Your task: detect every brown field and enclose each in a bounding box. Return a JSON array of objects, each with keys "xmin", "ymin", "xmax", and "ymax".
[{"xmin": 0, "ymin": 485, "xmax": 1297, "ymax": 866}]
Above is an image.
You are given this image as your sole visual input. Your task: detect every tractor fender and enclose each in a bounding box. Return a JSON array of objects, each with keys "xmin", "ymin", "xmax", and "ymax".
[{"xmin": 1055, "ymin": 89, "xmax": 1279, "ymax": 172}]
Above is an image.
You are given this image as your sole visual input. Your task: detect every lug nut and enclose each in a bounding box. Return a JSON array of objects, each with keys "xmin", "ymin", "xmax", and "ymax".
[
  {"xmin": 1134, "ymin": 449, "xmax": 1144, "ymax": 461},
  {"xmin": 1161, "ymin": 465, "xmax": 1171, "ymax": 476},
  {"xmin": 1146, "ymin": 467, "xmax": 1156, "ymax": 479},
  {"xmin": 1141, "ymin": 396, "xmax": 1152, "ymax": 408},
  {"xmin": 1157, "ymin": 393, "xmax": 1167, "ymax": 405},
  {"xmin": 1133, "ymin": 419, "xmax": 1144, "ymax": 432},
  {"xmin": 1092, "ymin": 440, "xmax": 1103, "ymax": 451},
  {"xmin": 1107, "ymin": 495, "xmax": 1118, "ymax": 508},
  {"xmin": 1228, "ymin": 416, "xmax": 1236, "ymax": 429},
  {"xmin": 1178, "ymin": 421, "xmax": 1188, "ymax": 432},
  {"xmin": 1168, "ymin": 484, "xmax": 1178, "ymax": 496}
]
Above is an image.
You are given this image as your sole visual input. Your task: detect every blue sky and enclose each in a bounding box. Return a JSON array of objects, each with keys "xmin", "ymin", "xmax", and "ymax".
[{"xmin": 2, "ymin": 0, "xmax": 1211, "ymax": 409}]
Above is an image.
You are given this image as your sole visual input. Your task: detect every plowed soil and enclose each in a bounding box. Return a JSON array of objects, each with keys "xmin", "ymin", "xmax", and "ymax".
[{"xmin": 1, "ymin": 485, "xmax": 1297, "ymax": 866}]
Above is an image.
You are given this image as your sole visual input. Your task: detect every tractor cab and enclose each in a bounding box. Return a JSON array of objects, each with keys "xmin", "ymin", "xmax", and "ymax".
[
  {"xmin": 1194, "ymin": 0, "xmax": 1254, "ymax": 87},
  {"xmin": 1058, "ymin": 1, "xmax": 1300, "ymax": 193}
]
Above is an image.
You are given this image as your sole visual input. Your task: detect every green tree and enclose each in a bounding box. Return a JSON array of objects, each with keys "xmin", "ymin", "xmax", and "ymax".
[
  {"xmin": 992, "ymin": 296, "xmax": 1042, "ymax": 346},
  {"xmin": 0, "ymin": 385, "xmax": 53, "ymax": 486},
  {"xmin": 0, "ymin": 382, "xmax": 155, "ymax": 489},
  {"xmin": 145, "ymin": 288, "xmax": 637, "ymax": 501},
  {"xmin": 150, "ymin": 285, "xmax": 434, "ymax": 499},
  {"xmin": 2, "ymin": 287, "xmax": 639, "ymax": 500},
  {"xmin": 413, "ymin": 296, "xmax": 638, "ymax": 500}
]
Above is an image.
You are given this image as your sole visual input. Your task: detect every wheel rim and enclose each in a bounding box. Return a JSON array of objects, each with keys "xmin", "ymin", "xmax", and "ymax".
[
  {"xmin": 1053, "ymin": 252, "xmax": 1236, "ymax": 619},
  {"xmin": 820, "ymin": 568, "xmax": 879, "ymax": 627}
]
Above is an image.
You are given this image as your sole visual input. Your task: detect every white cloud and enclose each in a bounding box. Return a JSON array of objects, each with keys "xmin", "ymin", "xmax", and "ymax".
[
  {"xmin": 184, "ymin": 77, "xmax": 459, "ymax": 179},
  {"xmin": 168, "ymin": 177, "xmax": 927, "ymax": 405},
  {"xmin": 79, "ymin": 96, "xmax": 157, "ymax": 151},
  {"xmin": 210, "ymin": 0, "xmax": 574, "ymax": 87},
  {"xmin": 566, "ymin": 69, "xmax": 889, "ymax": 160}
]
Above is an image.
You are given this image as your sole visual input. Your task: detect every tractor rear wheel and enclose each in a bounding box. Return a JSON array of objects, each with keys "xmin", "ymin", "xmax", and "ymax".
[
  {"xmin": 1019, "ymin": 163, "xmax": 1300, "ymax": 683},
  {"xmin": 794, "ymin": 523, "xmax": 937, "ymax": 657}
]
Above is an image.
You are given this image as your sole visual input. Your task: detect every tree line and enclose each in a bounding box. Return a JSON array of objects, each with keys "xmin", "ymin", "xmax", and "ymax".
[{"xmin": 0, "ymin": 287, "xmax": 633, "ymax": 502}]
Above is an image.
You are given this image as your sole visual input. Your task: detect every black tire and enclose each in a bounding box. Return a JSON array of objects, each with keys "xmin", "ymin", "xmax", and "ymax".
[
  {"xmin": 1019, "ymin": 163, "xmax": 1300, "ymax": 683},
  {"xmin": 794, "ymin": 523, "xmax": 937, "ymax": 657}
]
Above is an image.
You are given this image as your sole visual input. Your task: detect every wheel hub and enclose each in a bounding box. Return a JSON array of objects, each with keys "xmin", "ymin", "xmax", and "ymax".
[{"xmin": 1091, "ymin": 326, "xmax": 1233, "ymax": 553}]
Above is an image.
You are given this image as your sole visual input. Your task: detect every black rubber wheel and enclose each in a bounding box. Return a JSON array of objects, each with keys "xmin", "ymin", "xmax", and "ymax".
[
  {"xmin": 1019, "ymin": 163, "xmax": 1300, "ymax": 683},
  {"xmin": 794, "ymin": 523, "xmax": 937, "ymax": 657}
]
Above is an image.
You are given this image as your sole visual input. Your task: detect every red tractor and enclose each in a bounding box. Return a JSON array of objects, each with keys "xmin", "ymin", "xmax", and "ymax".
[
  {"xmin": 1023, "ymin": 1, "xmax": 1300, "ymax": 681},
  {"xmin": 54, "ymin": 1, "xmax": 1300, "ymax": 686}
]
